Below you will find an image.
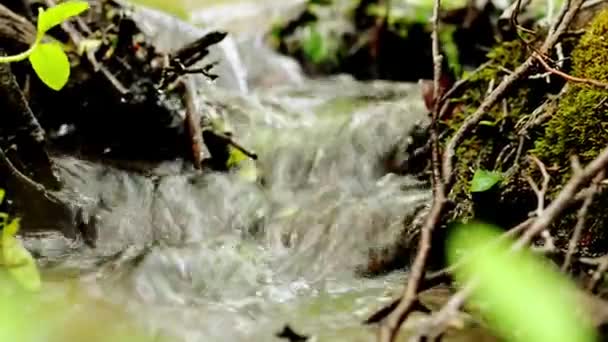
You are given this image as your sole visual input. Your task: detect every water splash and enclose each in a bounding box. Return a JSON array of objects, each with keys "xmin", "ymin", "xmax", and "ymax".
[{"xmin": 22, "ymin": 4, "xmax": 431, "ymax": 341}]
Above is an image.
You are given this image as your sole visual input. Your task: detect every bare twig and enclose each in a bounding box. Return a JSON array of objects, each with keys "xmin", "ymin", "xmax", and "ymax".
[
  {"xmin": 533, "ymin": 52, "xmax": 608, "ymax": 90},
  {"xmin": 45, "ymin": 0, "xmax": 129, "ymax": 95},
  {"xmin": 516, "ymin": 146, "xmax": 608, "ymax": 249},
  {"xmin": 442, "ymin": 0, "xmax": 585, "ymax": 187},
  {"xmin": 376, "ymin": 0, "xmax": 445, "ymax": 340},
  {"xmin": 526, "ymin": 156, "xmax": 551, "ymax": 217},
  {"xmin": 562, "ymin": 171, "xmax": 604, "ymax": 272},
  {"xmin": 413, "ymin": 283, "xmax": 476, "ymax": 341},
  {"xmin": 204, "ymin": 130, "xmax": 258, "ymax": 161},
  {"xmin": 424, "ymin": 218, "xmax": 533, "ymax": 285},
  {"xmin": 416, "ymin": 144, "xmax": 608, "ymax": 338},
  {"xmin": 179, "ymin": 79, "xmax": 205, "ymax": 169},
  {"xmin": 500, "ymin": 0, "xmax": 532, "ymax": 22},
  {"xmin": 0, "ymin": 2, "xmax": 36, "ymax": 47},
  {"xmin": 531, "ymin": 229, "xmax": 557, "ymax": 254},
  {"xmin": 583, "ymin": 255, "xmax": 608, "ymax": 293},
  {"xmin": 0, "ymin": 146, "xmax": 46, "ymax": 193}
]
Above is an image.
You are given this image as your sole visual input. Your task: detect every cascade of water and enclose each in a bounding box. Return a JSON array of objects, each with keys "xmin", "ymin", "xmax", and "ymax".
[{"xmin": 22, "ymin": 3, "xmax": 432, "ymax": 341}]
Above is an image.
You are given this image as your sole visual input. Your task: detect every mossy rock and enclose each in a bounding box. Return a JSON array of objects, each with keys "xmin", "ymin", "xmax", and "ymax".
[
  {"xmin": 442, "ymin": 36, "xmax": 551, "ymax": 225},
  {"xmin": 535, "ymin": 9, "xmax": 608, "ymax": 178},
  {"xmin": 533, "ymin": 9, "xmax": 608, "ymax": 255}
]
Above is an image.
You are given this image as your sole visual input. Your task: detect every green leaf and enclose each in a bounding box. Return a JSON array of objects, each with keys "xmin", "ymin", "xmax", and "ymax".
[
  {"xmin": 302, "ymin": 25, "xmax": 327, "ymax": 64},
  {"xmin": 37, "ymin": 1, "xmax": 90, "ymax": 36},
  {"xmin": 2, "ymin": 218, "xmax": 41, "ymax": 292},
  {"xmin": 0, "ymin": 188, "xmax": 4, "ymax": 205},
  {"xmin": 226, "ymin": 146, "xmax": 248, "ymax": 169},
  {"xmin": 0, "ymin": 213, "xmax": 9, "ymax": 230},
  {"xmin": 29, "ymin": 42, "xmax": 71, "ymax": 91},
  {"xmin": 470, "ymin": 169, "xmax": 502, "ymax": 192},
  {"xmin": 479, "ymin": 120, "xmax": 497, "ymax": 127},
  {"xmin": 447, "ymin": 223, "xmax": 596, "ymax": 342}
]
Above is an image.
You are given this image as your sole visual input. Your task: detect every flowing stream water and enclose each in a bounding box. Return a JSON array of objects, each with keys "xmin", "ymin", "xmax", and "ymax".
[{"xmin": 19, "ymin": 1, "xmax": 433, "ymax": 341}]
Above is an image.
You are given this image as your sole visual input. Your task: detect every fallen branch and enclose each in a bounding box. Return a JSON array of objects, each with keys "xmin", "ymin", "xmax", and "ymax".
[
  {"xmin": 581, "ymin": 255, "xmax": 608, "ymax": 293},
  {"xmin": 178, "ymin": 79, "xmax": 206, "ymax": 169},
  {"xmin": 376, "ymin": 0, "xmax": 446, "ymax": 338},
  {"xmin": 0, "ymin": 55, "xmax": 61, "ymax": 189},
  {"xmin": 0, "ymin": 2, "xmax": 35, "ymax": 47},
  {"xmin": 44, "ymin": 0, "xmax": 129, "ymax": 95},
  {"xmin": 516, "ymin": 148, "xmax": 608, "ymax": 249},
  {"xmin": 562, "ymin": 172, "xmax": 604, "ymax": 272},
  {"xmin": 533, "ymin": 52, "xmax": 608, "ymax": 90},
  {"xmin": 442, "ymin": 0, "xmax": 585, "ymax": 187}
]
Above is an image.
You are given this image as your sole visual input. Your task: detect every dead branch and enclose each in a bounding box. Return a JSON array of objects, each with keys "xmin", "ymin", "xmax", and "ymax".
[
  {"xmin": 375, "ymin": 0, "xmax": 446, "ymax": 339},
  {"xmin": 0, "ymin": 2, "xmax": 35, "ymax": 47},
  {"xmin": 516, "ymin": 147, "xmax": 608, "ymax": 249},
  {"xmin": 442, "ymin": 0, "xmax": 585, "ymax": 187},
  {"xmin": 533, "ymin": 52, "xmax": 608, "ymax": 90},
  {"xmin": 583, "ymin": 255, "xmax": 608, "ymax": 293},
  {"xmin": 45, "ymin": 0, "xmax": 129, "ymax": 95},
  {"xmin": 414, "ymin": 283, "xmax": 476, "ymax": 341},
  {"xmin": 500, "ymin": 0, "xmax": 532, "ymax": 23},
  {"xmin": 177, "ymin": 79, "xmax": 206, "ymax": 169},
  {"xmin": 562, "ymin": 171, "xmax": 604, "ymax": 272},
  {"xmin": 0, "ymin": 56, "xmax": 61, "ymax": 189},
  {"xmin": 0, "ymin": 146, "xmax": 46, "ymax": 194},
  {"xmin": 526, "ymin": 156, "xmax": 551, "ymax": 217}
]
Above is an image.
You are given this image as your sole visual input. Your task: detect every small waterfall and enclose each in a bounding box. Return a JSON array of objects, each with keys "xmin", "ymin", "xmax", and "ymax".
[{"xmin": 22, "ymin": 3, "xmax": 432, "ymax": 341}]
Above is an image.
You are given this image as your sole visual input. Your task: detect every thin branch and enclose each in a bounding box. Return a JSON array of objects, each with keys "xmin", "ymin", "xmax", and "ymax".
[
  {"xmin": 179, "ymin": 79, "xmax": 206, "ymax": 169},
  {"xmin": 45, "ymin": 0, "xmax": 129, "ymax": 95},
  {"xmin": 585, "ymin": 255, "xmax": 608, "ymax": 293},
  {"xmin": 424, "ymin": 218, "xmax": 533, "ymax": 286},
  {"xmin": 562, "ymin": 171, "xmax": 604, "ymax": 272},
  {"xmin": 442, "ymin": 0, "xmax": 585, "ymax": 187},
  {"xmin": 533, "ymin": 53, "xmax": 608, "ymax": 90},
  {"xmin": 0, "ymin": 2, "xmax": 36, "ymax": 47},
  {"xmin": 414, "ymin": 283, "xmax": 476, "ymax": 341},
  {"xmin": 515, "ymin": 145, "xmax": 608, "ymax": 249},
  {"xmin": 0, "ymin": 146, "xmax": 46, "ymax": 193},
  {"xmin": 526, "ymin": 156, "xmax": 550, "ymax": 217},
  {"xmin": 376, "ymin": 0, "xmax": 445, "ymax": 340}
]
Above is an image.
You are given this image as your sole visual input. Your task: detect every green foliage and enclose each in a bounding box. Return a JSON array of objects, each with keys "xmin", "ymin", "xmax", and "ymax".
[
  {"xmin": 29, "ymin": 42, "xmax": 71, "ymax": 91},
  {"xmin": 2, "ymin": 218, "xmax": 41, "ymax": 291},
  {"xmin": 37, "ymin": 1, "xmax": 89, "ymax": 34},
  {"xmin": 439, "ymin": 24, "xmax": 461, "ymax": 76},
  {"xmin": 0, "ymin": 190, "xmax": 41, "ymax": 291},
  {"xmin": 302, "ymin": 25, "xmax": 329, "ymax": 64},
  {"xmin": 444, "ymin": 38, "xmax": 534, "ymax": 217},
  {"xmin": 0, "ymin": 1, "xmax": 89, "ymax": 90},
  {"xmin": 470, "ymin": 169, "xmax": 502, "ymax": 192},
  {"xmin": 535, "ymin": 9, "xmax": 608, "ymax": 181},
  {"xmin": 125, "ymin": 0, "xmax": 189, "ymax": 20},
  {"xmin": 447, "ymin": 223, "xmax": 597, "ymax": 342},
  {"xmin": 0, "ymin": 275, "xmax": 160, "ymax": 342}
]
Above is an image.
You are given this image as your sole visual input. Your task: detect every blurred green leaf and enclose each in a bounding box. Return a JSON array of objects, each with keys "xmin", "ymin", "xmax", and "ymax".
[
  {"xmin": 29, "ymin": 42, "xmax": 71, "ymax": 91},
  {"xmin": 470, "ymin": 169, "xmax": 502, "ymax": 192},
  {"xmin": 37, "ymin": 1, "xmax": 90, "ymax": 36},
  {"xmin": 439, "ymin": 25, "xmax": 461, "ymax": 76},
  {"xmin": 2, "ymin": 218, "xmax": 41, "ymax": 292},
  {"xmin": 302, "ymin": 25, "xmax": 327, "ymax": 64},
  {"xmin": 479, "ymin": 120, "xmax": 497, "ymax": 127},
  {"xmin": 447, "ymin": 223, "xmax": 596, "ymax": 342}
]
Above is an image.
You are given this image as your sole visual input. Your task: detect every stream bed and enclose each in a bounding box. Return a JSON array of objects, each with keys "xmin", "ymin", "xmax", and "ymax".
[{"xmin": 18, "ymin": 1, "xmax": 435, "ymax": 341}]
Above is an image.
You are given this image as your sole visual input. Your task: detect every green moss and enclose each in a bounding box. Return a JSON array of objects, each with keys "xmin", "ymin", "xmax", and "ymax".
[
  {"xmin": 531, "ymin": 9, "xmax": 608, "ymax": 256},
  {"xmin": 445, "ymin": 38, "xmax": 534, "ymax": 217},
  {"xmin": 535, "ymin": 9, "xmax": 608, "ymax": 181}
]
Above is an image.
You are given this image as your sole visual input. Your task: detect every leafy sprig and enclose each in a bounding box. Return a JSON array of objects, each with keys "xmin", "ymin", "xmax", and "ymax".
[{"xmin": 0, "ymin": 1, "xmax": 89, "ymax": 90}]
